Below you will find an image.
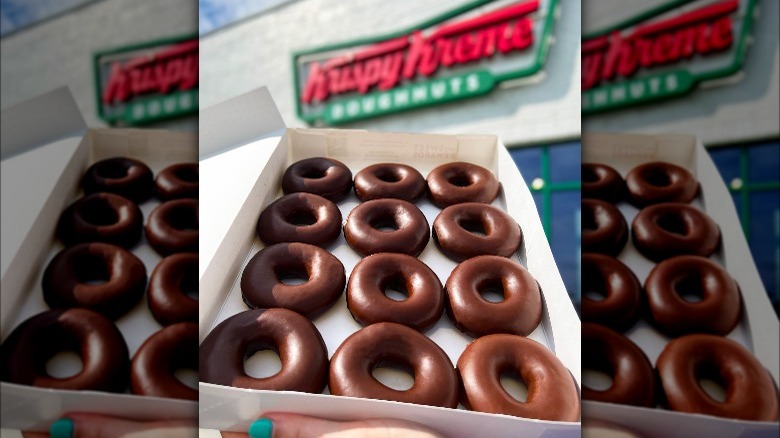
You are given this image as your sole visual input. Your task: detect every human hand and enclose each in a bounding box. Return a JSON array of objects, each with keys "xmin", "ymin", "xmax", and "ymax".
[
  {"xmin": 220, "ymin": 413, "xmax": 443, "ymax": 438},
  {"xmin": 22, "ymin": 413, "xmax": 196, "ymax": 438}
]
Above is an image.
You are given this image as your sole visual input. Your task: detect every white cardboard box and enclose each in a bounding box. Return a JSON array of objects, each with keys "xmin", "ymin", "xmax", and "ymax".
[
  {"xmin": 581, "ymin": 132, "xmax": 780, "ymax": 438},
  {"xmin": 0, "ymin": 89, "xmax": 197, "ymax": 431},
  {"xmin": 198, "ymin": 87, "xmax": 581, "ymax": 437}
]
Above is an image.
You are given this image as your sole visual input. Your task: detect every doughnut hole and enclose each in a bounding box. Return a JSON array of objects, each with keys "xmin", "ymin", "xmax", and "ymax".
[
  {"xmin": 275, "ymin": 266, "xmax": 310, "ymax": 286},
  {"xmin": 174, "ymin": 166, "xmax": 198, "ymax": 183},
  {"xmin": 696, "ymin": 363, "xmax": 727, "ymax": 403},
  {"xmin": 583, "ymin": 355, "xmax": 614, "ymax": 392},
  {"xmin": 74, "ymin": 254, "xmax": 111, "ymax": 285},
  {"xmin": 244, "ymin": 347, "xmax": 282, "ymax": 379},
  {"xmin": 582, "ymin": 268, "xmax": 608, "ymax": 302},
  {"xmin": 673, "ymin": 273, "xmax": 706, "ymax": 303},
  {"xmin": 448, "ymin": 172, "xmax": 473, "ymax": 187},
  {"xmin": 582, "ymin": 206, "xmax": 599, "ymax": 232},
  {"xmin": 369, "ymin": 217, "xmax": 400, "ymax": 232},
  {"xmin": 78, "ymin": 198, "xmax": 119, "ymax": 226},
  {"xmin": 374, "ymin": 168, "xmax": 403, "ymax": 183},
  {"xmin": 174, "ymin": 368, "xmax": 199, "ymax": 390},
  {"xmin": 372, "ymin": 360, "xmax": 415, "ymax": 391},
  {"xmin": 642, "ymin": 168, "xmax": 672, "ymax": 187},
  {"xmin": 458, "ymin": 218, "xmax": 488, "ymax": 237},
  {"xmin": 179, "ymin": 269, "xmax": 199, "ymax": 300},
  {"xmin": 46, "ymin": 350, "xmax": 83, "ymax": 379},
  {"xmin": 477, "ymin": 278, "xmax": 505, "ymax": 303},
  {"xmin": 381, "ymin": 278, "xmax": 409, "ymax": 302},
  {"xmin": 96, "ymin": 161, "xmax": 130, "ymax": 179},
  {"xmin": 582, "ymin": 166, "xmax": 601, "ymax": 183},
  {"xmin": 499, "ymin": 370, "xmax": 529, "ymax": 402},
  {"xmin": 285, "ymin": 209, "xmax": 318, "ymax": 226},
  {"xmin": 655, "ymin": 212, "xmax": 688, "ymax": 236},
  {"xmin": 301, "ymin": 167, "xmax": 327, "ymax": 179},
  {"xmin": 167, "ymin": 206, "xmax": 198, "ymax": 231}
]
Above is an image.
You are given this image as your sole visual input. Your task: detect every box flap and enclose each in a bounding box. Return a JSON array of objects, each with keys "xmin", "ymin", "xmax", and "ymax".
[
  {"xmin": 198, "ymin": 87, "xmax": 286, "ymax": 160},
  {"xmin": 1, "ymin": 87, "xmax": 86, "ymax": 160}
]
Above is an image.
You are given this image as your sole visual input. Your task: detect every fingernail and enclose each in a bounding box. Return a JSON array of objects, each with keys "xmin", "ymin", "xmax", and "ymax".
[
  {"xmin": 248, "ymin": 417, "xmax": 273, "ymax": 438},
  {"xmin": 49, "ymin": 418, "xmax": 74, "ymax": 438}
]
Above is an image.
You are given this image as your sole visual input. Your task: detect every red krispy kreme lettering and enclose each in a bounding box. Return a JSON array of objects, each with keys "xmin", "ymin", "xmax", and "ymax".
[
  {"xmin": 102, "ymin": 40, "xmax": 198, "ymax": 104},
  {"xmin": 300, "ymin": 0, "xmax": 539, "ymax": 104},
  {"xmin": 582, "ymin": 0, "xmax": 737, "ymax": 90}
]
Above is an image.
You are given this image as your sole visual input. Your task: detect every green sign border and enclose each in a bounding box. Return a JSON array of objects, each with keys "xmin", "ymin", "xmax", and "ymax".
[
  {"xmin": 93, "ymin": 33, "xmax": 198, "ymax": 126},
  {"xmin": 292, "ymin": 0, "xmax": 557, "ymax": 126},
  {"xmin": 582, "ymin": 0, "xmax": 756, "ymax": 115}
]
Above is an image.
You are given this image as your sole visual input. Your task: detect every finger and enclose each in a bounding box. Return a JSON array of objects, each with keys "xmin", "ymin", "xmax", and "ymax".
[
  {"xmin": 46, "ymin": 414, "xmax": 196, "ymax": 438},
  {"xmin": 239, "ymin": 413, "xmax": 443, "ymax": 438}
]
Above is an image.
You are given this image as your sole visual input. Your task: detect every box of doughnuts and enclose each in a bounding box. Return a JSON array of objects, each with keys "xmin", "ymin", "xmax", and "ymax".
[
  {"xmin": 0, "ymin": 88, "xmax": 198, "ymax": 431},
  {"xmin": 198, "ymin": 87, "xmax": 581, "ymax": 437},
  {"xmin": 581, "ymin": 132, "xmax": 779, "ymax": 437}
]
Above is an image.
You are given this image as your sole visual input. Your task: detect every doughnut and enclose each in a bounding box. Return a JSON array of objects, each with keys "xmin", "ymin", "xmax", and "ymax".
[
  {"xmin": 131, "ymin": 322, "xmax": 198, "ymax": 400},
  {"xmin": 42, "ymin": 243, "xmax": 147, "ymax": 320},
  {"xmin": 257, "ymin": 193, "xmax": 341, "ymax": 247},
  {"xmin": 457, "ymin": 334, "xmax": 580, "ymax": 420},
  {"xmin": 657, "ymin": 334, "xmax": 778, "ymax": 421},
  {"xmin": 145, "ymin": 199, "xmax": 199, "ymax": 256},
  {"xmin": 581, "ymin": 253, "xmax": 642, "ymax": 332},
  {"xmin": 582, "ymin": 163, "xmax": 624, "ymax": 202},
  {"xmin": 426, "ymin": 162, "xmax": 499, "ymax": 208},
  {"xmin": 582, "ymin": 199, "xmax": 628, "ymax": 256},
  {"xmin": 433, "ymin": 202, "xmax": 522, "ymax": 262},
  {"xmin": 343, "ymin": 199, "xmax": 429, "ymax": 257},
  {"xmin": 0, "ymin": 308, "xmax": 129, "ymax": 392},
  {"xmin": 241, "ymin": 242, "xmax": 345, "ymax": 318},
  {"xmin": 282, "ymin": 157, "xmax": 352, "ymax": 202},
  {"xmin": 155, "ymin": 163, "xmax": 198, "ymax": 200},
  {"xmin": 347, "ymin": 253, "xmax": 444, "ymax": 332},
  {"xmin": 645, "ymin": 255, "xmax": 741, "ymax": 337},
  {"xmin": 582, "ymin": 323, "xmax": 656, "ymax": 407},
  {"xmin": 329, "ymin": 322, "xmax": 458, "ymax": 408},
  {"xmin": 353, "ymin": 163, "xmax": 426, "ymax": 202},
  {"xmin": 625, "ymin": 161, "xmax": 698, "ymax": 207},
  {"xmin": 445, "ymin": 255, "xmax": 541, "ymax": 337},
  {"xmin": 632, "ymin": 203, "xmax": 720, "ymax": 262},
  {"xmin": 82, "ymin": 157, "xmax": 154, "ymax": 203},
  {"xmin": 199, "ymin": 308, "xmax": 328, "ymax": 393},
  {"xmin": 148, "ymin": 253, "xmax": 198, "ymax": 326},
  {"xmin": 56, "ymin": 193, "xmax": 143, "ymax": 248}
]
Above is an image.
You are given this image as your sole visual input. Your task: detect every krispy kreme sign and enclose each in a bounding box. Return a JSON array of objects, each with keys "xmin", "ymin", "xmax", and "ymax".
[
  {"xmin": 94, "ymin": 36, "xmax": 198, "ymax": 125},
  {"xmin": 582, "ymin": 0, "xmax": 755, "ymax": 113},
  {"xmin": 293, "ymin": 0, "xmax": 557, "ymax": 125}
]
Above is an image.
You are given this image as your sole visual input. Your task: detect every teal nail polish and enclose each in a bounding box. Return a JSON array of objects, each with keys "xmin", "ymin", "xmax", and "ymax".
[
  {"xmin": 49, "ymin": 418, "xmax": 73, "ymax": 438},
  {"xmin": 248, "ymin": 417, "xmax": 273, "ymax": 438}
]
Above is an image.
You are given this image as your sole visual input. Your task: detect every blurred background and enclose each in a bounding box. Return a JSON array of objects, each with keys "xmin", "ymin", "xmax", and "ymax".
[
  {"xmin": 1, "ymin": 0, "xmax": 197, "ymax": 131},
  {"xmin": 198, "ymin": 0, "xmax": 584, "ymax": 310},
  {"xmin": 584, "ymin": 0, "xmax": 780, "ymax": 314}
]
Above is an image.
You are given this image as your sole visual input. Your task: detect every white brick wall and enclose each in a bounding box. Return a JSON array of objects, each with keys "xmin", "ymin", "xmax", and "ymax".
[
  {"xmin": 199, "ymin": 0, "xmax": 582, "ymax": 147},
  {"xmin": 0, "ymin": 0, "xmax": 197, "ymax": 131}
]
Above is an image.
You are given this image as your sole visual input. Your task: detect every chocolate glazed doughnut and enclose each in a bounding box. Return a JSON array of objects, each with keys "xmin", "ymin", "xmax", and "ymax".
[
  {"xmin": 353, "ymin": 163, "xmax": 426, "ymax": 202},
  {"xmin": 347, "ymin": 253, "xmax": 444, "ymax": 332},
  {"xmin": 199, "ymin": 308, "xmax": 328, "ymax": 393},
  {"xmin": 582, "ymin": 323, "xmax": 656, "ymax": 407},
  {"xmin": 57, "ymin": 193, "xmax": 143, "ymax": 248},
  {"xmin": 645, "ymin": 255, "xmax": 741, "ymax": 337},
  {"xmin": 632, "ymin": 203, "xmax": 720, "ymax": 262},
  {"xmin": 433, "ymin": 203, "xmax": 522, "ymax": 262},
  {"xmin": 145, "ymin": 199, "xmax": 199, "ymax": 256},
  {"xmin": 0, "ymin": 308, "xmax": 129, "ymax": 392},
  {"xmin": 657, "ymin": 334, "xmax": 779, "ymax": 421},
  {"xmin": 241, "ymin": 243, "xmax": 346, "ymax": 318},
  {"xmin": 329, "ymin": 322, "xmax": 458, "ymax": 408},
  {"xmin": 257, "ymin": 193, "xmax": 341, "ymax": 247},
  {"xmin": 457, "ymin": 334, "xmax": 580, "ymax": 420},
  {"xmin": 427, "ymin": 162, "xmax": 499, "ymax": 208},
  {"xmin": 582, "ymin": 163, "xmax": 625, "ymax": 202},
  {"xmin": 445, "ymin": 256, "xmax": 542, "ymax": 337},
  {"xmin": 131, "ymin": 322, "xmax": 198, "ymax": 400},
  {"xmin": 582, "ymin": 199, "xmax": 628, "ymax": 256},
  {"xmin": 626, "ymin": 161, "xmax": 699, "ymax": 207},
  {"xmin": 282, "ymin": 157, "xmax": 353, "ymax": 202},
  {"xmin": 155, "ymin": 163, "xmax": 198, "ymax": 200},
  {"xmin": 581, "ymin": 253, "xmax": 642, "ymax": 332},
  {"xmin": 42, "ymin": 243, "xmax": 147, "ymax": 320},
  {"xmin": 344, "ymin": 199, "xmax": 430, "ymax": 257},
  {"xmin": 148, "ymin": 253, "xmax": 198, "ymax": 326},
  {"xmin": 82, "ymin": 157, "xmax": 154, "ymax": 203}
]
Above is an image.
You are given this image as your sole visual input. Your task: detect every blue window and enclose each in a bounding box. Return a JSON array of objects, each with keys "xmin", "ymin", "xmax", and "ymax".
[{"xmin": 510, "ymin": 142, "xmax": 581, "ymax": 310}]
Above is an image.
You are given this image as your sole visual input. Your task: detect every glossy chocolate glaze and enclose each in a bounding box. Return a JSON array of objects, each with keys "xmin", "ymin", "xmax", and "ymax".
[
  {"xmin": 82, "ymin": 157, "xmax": 154, "ymax": 203},
  {"xmin": 582, "ymin": 163, "xmax": 625, "ymax": 203},
  {"xmin": 131, "ymin": 322, "xmax": 198, "ymax": 400},
  {"xmin": 257, "ymin": 192, "xmax": 341, "ymax": 247},
  {"xmin": 145, "ymin": 199, "xmax": 199, "ymax": 256},
  {"xmin": 581, "ymin": 253, "xmax": 642, "ymax": 332},
  {"xmin": 433, "ymin": 202, "xmax": 522, "ymax": 262},
  {"xmin": 632, "ymin": 203, "xmax": 720, "ymax": 262},
  {"xmin": 57, "ymin": 192, "xmax": 143, "ymax": 248},
  {"xmin": 582, "ymin": 199, "xmax": 628, "ymax": 256},
  {"xmin": 155, "ymin": 163, "xmax": 198, "ymax": 200},
  {"xmin": 426, "ymin": 161, "xmax": 499, "ymax": 208},
  {"xmin": 148, "ymin": 253, "xmax": 198, "ymax": 326},
  {"xmin": 625, "ymin": 161, "xmax": 698, "ymax": 208},
  {"xmin": 353, "ymin": 163, "xmax": 426, "ymax": 202},
  {"xmin": 344, "ymin": 199, "xmax": 430, "ymax": 257},
  {"xmin": 282, "ymin": 157, "xmax": 353, "ymax": 202}
]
